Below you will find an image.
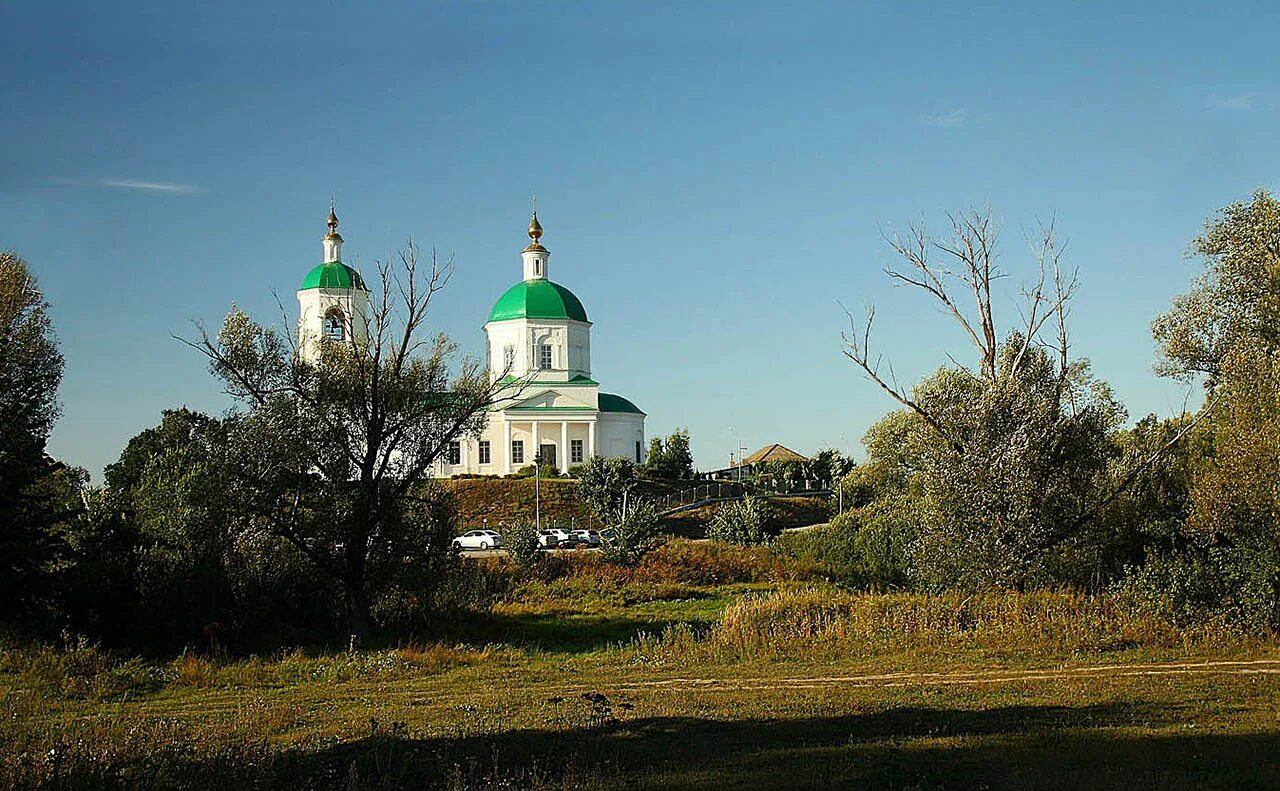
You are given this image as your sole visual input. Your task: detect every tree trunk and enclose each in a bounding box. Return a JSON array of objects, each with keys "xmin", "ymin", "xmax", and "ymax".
[
  {"xmin": 345, "ymin": 578, "xmax": 371, "ymax": 645},
  {"xmin": 344, "ymin": 520, "xmax": 372, "ymax": 644}
]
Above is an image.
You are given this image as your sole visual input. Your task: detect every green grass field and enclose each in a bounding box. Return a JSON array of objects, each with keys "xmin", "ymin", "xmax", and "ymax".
[{"xmin": 5, "ymin": 546, "xmax": 1280, "ymax": 789}]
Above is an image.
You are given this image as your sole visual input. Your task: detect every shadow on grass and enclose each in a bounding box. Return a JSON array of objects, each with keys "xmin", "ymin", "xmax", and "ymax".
[
  {"xmin": 442, "ymin": 611, "xmax": 712, "ymax": 653},
  {"xmin": 47, "ymin": 701, "xmax": 1280, "ymax": 789}
]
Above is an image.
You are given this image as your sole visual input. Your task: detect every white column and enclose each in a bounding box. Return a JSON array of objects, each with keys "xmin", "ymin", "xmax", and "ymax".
[
  {"xmin": 560, "ymin": 421, "xmax": 569, "ymax": 473},
  {"xmin": 503, "ymin": 419, "xmax": 512, "ymax": 474},
  {"xmin": 531, "ymin": 420, "xmax": 540, "ymax": 465},
  {"xmin": 588, "ymin": 420, "xmax": 596, "ymax": 459}
]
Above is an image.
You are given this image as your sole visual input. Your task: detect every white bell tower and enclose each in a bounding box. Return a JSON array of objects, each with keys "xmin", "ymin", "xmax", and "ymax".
[{"xmin": 297, "ymin": 203, "xmax": 371, "ymax": 362}]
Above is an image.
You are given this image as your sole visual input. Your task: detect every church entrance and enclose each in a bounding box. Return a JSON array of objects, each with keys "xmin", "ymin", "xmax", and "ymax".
[{"xmin": 539, "ymin": 443, "xmax": 557, "ymax": 469}]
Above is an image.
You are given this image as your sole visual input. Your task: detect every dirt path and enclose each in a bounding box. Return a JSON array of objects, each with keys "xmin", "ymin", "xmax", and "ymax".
[{"xmin": 594, "ymin": 658, "xmax": 1280, "ymax": 695}]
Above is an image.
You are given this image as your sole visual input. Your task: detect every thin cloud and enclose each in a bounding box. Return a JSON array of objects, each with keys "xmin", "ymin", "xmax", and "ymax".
[
  {"xmin": 1207, "ymin": 93, "xmax": 1256, "ymax": 111},
  {"xmin": 97, "ymin": 178, "xmax": 205, "ymax": 194},
  {"xmin": 925, "ymin": 109, "xmax": 968, "ymax": 128}
]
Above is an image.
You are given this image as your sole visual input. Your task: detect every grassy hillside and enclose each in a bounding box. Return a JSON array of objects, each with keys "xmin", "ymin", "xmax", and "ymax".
[
  {"xmin": 446, "ymin": 478, "xmax": 832, "ymax": 537},
  {"xmin": 445, "ymin": 478, "xmax": 601, "ymax": 530}
]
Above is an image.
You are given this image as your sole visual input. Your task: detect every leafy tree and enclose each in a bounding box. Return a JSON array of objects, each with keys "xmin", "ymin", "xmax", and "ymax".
[
  {"xmin": 752, "ymin": 458, "xmax": 819, "ymax": 492},
  {"xmin": 810, "ymin": 448, "xmax": 853, "ymax": 487},
  {"xmin": 1071, "ymin": 414, "xmax": 1205, "ymax": 586},
  {"xmin": 1140, "ymin": 192, "xmax": 1280, "ymax": 628},
  {"xmin": 574, "ymin": 455, "xmax": 640, "ymax": 524},
  {"xmin": 839, "ymin": 410, "xmax": 922, "ymax": 508},
  {"xmin": 1152, "ymin": 189, "xmax": 1280, "ymax": 383},
  {"xmin": 134, "ymin": 451, "xmax": 234, "ymax": 643},
  {"xmin": 188, "ymin": 243, "xmax": 503, "ymax": 639},
  {"xmin": 0, "ymin": 251, "xmax": 67, "ymax": 619},
  {"xmin": 644, "ymin": 428, "xmax": 695, "ymax": 479},
  {"xmin": 904, "ymin": 342, "xmax": 1125, "ymax": 589},
  {"xmin": 841, "ymin": 212, "xmax": 1135, "ymax": 589}
]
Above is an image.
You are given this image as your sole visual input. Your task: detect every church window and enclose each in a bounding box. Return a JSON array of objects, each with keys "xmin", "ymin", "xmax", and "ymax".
[
  {"xmin": 448, "ymin": 441, "xmax": 461, "ymax": 465},
  {"xmin": 635, "ymin": 441, "xmax": 642, "ymax": 463},
  {"xmin": 571, "ymin": 439, "xmax": 583, "ymax": 464},
  {"xmin": 512, "ymin": 440, "xmax": 525, "ymax": 464},
  {"xmin": 478, "ymin": 440, "xmax": 491, "ymax": 465},
  {"xmin": 539, "ymin": 344, "xmax": 553, "ymax": 370},
  {"xmin": 323, "ymin": 308, "xmax": 346, "ymax": 341},
  {"xmin": 504, "ymin": 345, "xmax": 516, "ymax": 370}
]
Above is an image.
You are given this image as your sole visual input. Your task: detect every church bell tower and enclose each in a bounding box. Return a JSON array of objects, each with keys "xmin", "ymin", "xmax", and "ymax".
[{"xmin": 296, "ymin": 203, "xmax": 371, "ymax": 362}]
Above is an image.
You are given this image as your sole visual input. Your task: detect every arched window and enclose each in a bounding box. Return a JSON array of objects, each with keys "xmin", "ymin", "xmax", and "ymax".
[{"xmin": 323, "ymin": 308, "xmax": 346, "ymax": 341}]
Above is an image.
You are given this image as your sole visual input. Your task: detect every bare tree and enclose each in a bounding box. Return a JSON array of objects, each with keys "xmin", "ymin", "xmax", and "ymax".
[
  {"xmin": 842, "ymin": 209, "xmax": 1077, "ymax": 453},
  {"xmin": 184, "ymin": 242, "xmax": 523, "ymax": 639}
]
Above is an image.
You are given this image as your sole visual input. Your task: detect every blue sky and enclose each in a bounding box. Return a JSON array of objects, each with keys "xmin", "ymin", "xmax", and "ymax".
[{"xmin": 2, "ymin": 1, "xmax": 1277, "ymax": 478}]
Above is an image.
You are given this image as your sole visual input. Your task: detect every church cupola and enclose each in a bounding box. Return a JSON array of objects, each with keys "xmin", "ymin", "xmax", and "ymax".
[
  {"xmin": 323, "ymin": 203, "xmax": 344, "ymax": 263},
  {"xmin": 521, "ymin": 210, "xmax": 550, "ymax": 281}
]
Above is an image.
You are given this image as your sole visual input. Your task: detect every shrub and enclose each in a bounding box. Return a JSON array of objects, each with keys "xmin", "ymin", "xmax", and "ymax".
[
  {"xmin": 502, "ymin": 520, "xmax": 542, "ymax": 573},
  {"xmin": 600, "ymin": 499, "xmax": 665, "ymax": 565},
  {"xmin": 4, "ymin": 638, "xmax": 169, "ymax": 701},
  {"xmin": 773, "ymin": 521, "xmax": 865, "ymax": 582},
  {"xmin": 773, "ymin": 497, "xmax": 919, "ymax": 588},
  {"xmin": 707, "ymin": 496, "xmax": 772, "ymax": 545},
  {"xmin": 1120, "ymin": 544, "xmax": 1280, "ymax": 631},
  {"xmin": 511, "ymin": 463, "xmax": 560, "ymax": 479}
]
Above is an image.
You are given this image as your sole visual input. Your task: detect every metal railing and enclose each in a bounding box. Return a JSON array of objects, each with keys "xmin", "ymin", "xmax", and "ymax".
[{"xmin": 656, "ymin": 479, "xmax": 834, "ymax": 516}]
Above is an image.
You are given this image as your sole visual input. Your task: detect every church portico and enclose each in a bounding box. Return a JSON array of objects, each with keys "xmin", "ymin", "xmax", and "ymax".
[{"xmin": 497, "ymin": 416, "xmax": 597, "ymax": 474}]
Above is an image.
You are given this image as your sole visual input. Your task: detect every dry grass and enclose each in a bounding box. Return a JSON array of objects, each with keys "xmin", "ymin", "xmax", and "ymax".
[{"xmin": 694, "ymin": 587, "xmax": 1263, "ymax": 659}]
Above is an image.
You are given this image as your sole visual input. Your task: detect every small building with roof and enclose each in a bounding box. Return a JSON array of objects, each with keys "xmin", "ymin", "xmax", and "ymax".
[{"xmin": 705, "ymin": 444, "xmax": 810, "ymax": 480}]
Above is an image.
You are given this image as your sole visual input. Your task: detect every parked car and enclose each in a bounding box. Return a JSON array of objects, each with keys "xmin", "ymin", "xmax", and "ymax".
[
  {"xmin": 453, "ymin": 529, "xmax": 503, "ymax": 551},
  {"xmin": 567, "ymin": 529, "xmax": 602, "ymax": 548},
  {"xmin": 536, "ymin": 528, "xmax": 573, "ymax": 549}
]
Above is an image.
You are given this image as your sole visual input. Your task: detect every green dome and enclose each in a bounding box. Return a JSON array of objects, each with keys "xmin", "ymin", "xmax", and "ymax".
[
  {"xmin": 301, "ymin": 261, "xmax": 367, "ymax": 291},
  {"xmin": 598, "ymin": 393, "xmax": 645, "ymax": 415},
  {"xmin": 487, "ymin": 279, "xmax": 588, "ymax": 323}
]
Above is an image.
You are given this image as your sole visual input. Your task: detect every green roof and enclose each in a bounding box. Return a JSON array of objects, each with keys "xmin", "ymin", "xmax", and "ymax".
[
  {"xmin": 488, "ymin": 279, "xmax": 588, "ymax": 323},
  {"xmin": 301, "ymin": 261, "xmax": 367, "ymax": 291},
  {"xmin": 599, "ymin": 393, "xmax": 645, "ymax": 415}
]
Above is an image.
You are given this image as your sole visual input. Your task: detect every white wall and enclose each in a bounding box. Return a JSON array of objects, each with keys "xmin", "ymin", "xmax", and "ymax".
[
  {"xmin": 297, "ymin": 287, "xmax": 371, "ymax": 363},
  {"xmin": 597, "ymin": 413, "xmax": 647, "ymax": 464},
  {"xmin": 485, "ymin": 318, "xmax": 592, "ymax": 380}
]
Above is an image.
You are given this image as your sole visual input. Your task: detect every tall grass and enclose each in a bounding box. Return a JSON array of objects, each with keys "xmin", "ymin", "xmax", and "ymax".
[
  {"xmin": 631, "ymin": 588, "xmax": 1268, "ymax": 664},
  {"xmin": 2, "ymin": 640, "xmax": 505, "ymax": 701}
]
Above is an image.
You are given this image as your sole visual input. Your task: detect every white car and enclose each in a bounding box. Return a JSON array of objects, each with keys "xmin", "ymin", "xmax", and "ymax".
[
  {"xmin": 568, "ymin": 529, "xmax": 602, "ymax": 547},
  {"xmin": 453, "ymin": 530, "xmax": 503, "ymax": 551},
  {"xmin": 536, "ymin": 529, "xmax": 573, "ymax": 549}
]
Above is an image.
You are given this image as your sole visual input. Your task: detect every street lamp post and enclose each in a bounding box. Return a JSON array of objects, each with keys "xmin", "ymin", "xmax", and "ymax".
[{"xmin": 534, "ymin": 451, "xmax": 542, "ymax": 531}]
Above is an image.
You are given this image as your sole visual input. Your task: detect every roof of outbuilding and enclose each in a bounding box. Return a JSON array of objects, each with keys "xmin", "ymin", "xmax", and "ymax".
[{"xmin": 743, "ymin": 444, "xmax": 808, "ymax": 465}]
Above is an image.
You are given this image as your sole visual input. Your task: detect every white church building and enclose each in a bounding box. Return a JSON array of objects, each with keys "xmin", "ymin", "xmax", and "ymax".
[{"xmin": 296, "ymin": 206, "xmax": 646, "ymax": 476}]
